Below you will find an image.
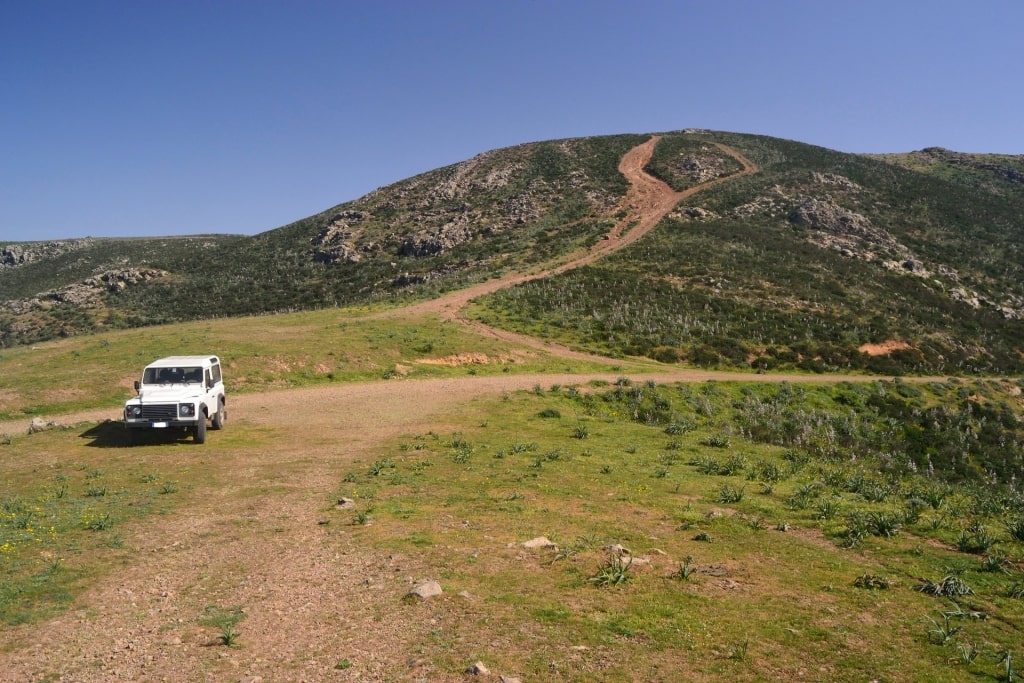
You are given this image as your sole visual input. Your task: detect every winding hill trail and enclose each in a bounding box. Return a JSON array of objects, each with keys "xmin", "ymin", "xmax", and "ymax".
[
  {"xmin": 401, "ymin": 137, "xmax": 758, "ymax": 361},
  {"xmin": 2, "ymin": 138, "xmax": 921, "ymax": 682}
]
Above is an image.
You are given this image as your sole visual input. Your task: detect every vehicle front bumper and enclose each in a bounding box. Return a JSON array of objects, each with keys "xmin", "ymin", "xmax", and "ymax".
[{"xmin": 125, "ymin": 418, "xmax": 201, "ymax": 430}]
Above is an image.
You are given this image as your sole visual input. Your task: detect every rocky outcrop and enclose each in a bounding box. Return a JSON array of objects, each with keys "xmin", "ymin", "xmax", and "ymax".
[
  {"xmin": 789, "ymin": 197, "xmax": 878, "ymax": 241},
  {"xmin": 670, "ymin": 149, "xmax": 735, "ymax": 183},
  {"xmin": 417, "ymin": 150, "xmax": 521, "ymax": 207},
  {"xmin": 3, "ymin": 267, "xmax": 167, "ymax": 312},
  {"xmin": 680, "ymin": 206, "xmax": 720, "ymax": 220},
  {"xmin": 788, "ymin": 195, "xmax": 916, "ymax": 264},
  {"xmin": 311, "ymin": 210, "xmax": 370, "ymax": 264},
  {"xmin": 948, "ymin": 287, "xmax": 1024, "ymax": 319},
  {"xmin": 28, "ymin": 417, "xmax": 71, "ymax": 434},
  {"xmin": 1, "ymin": 239, "xmax": 93, "ymax": 269},
  {"xmin": 312, "ymin": 141, "xmax": 618, "ymax": 268},
  {"xmin": 918, "ymin": 147, "xmax": 1024, "ymax": 185},
  {"xmin": 503, "ymin": 192, "xmax": 541, "ymax": 224},
  {"xmin": 1, "ymin": 244, "xmax": 30, "ymax": 267},
  {"xmin": 399, "ymin": 214, "xmax": 478, "ymax": 257},
  {"xmin": 88, "ymin": 268, "xmax": 167, "ymax": 293},
  {"xmin": 811, "ymin": 172, "xmax": 862, "ymax": 191}
]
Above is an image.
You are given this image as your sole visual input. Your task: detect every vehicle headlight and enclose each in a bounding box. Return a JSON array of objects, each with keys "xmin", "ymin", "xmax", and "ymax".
[
  {"xmin": 179, "ymin": 403, "xmax": 196, "ymax": 417},
  {"xmin": 127, "ymin": 406, "xmax": 142, "ymax": 418}
]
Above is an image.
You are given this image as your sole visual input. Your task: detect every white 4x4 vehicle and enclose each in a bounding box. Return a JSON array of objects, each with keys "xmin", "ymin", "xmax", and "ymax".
[{"xmin": 124, "ymin": 355, "xmax": 226, "ymax": 444}]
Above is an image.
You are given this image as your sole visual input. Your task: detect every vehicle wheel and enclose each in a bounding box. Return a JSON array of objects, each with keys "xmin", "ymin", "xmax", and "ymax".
[
  {"xmin": 194, "ymin": 416, "xmax": 207, "ymax": 444},
  {"xmin": 211, "ymin": 401, "xmax": 225, "ymax": 430}
]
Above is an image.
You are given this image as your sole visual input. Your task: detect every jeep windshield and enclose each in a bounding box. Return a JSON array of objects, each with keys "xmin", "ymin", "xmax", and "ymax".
[{"xmin": 143, "ymin": 367, "xmax": 204, "ymax": 385}]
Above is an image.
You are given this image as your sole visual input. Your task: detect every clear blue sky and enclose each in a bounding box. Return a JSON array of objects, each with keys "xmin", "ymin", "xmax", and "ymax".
[{"xmin": 2, "ymin": 0, "xmax": 1021, "ymax": 241}]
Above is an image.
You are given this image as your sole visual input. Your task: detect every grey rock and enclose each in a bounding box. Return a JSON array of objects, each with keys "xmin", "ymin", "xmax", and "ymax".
[
  {"xmin": 399, "ymin": 218, "xmax": 477, "ymax": 257},
  {"xmin": 310, "ymin": 213, "xmax": 368, "ymax": 264},
  {"xmin": 28, "ymin": 417, "xmax": 67, "ymax": 434},
  {"xmin": 521, "ymin": 536, "xmax": 557, "ymax": 550},
  {"xmin": 683, "ymin": 206, "xmax": 719, "ymax": 220},
  {"xmin": 407, "ymin": 580, "xmax": 443, "ymax": 600},
  {"xmin": 811, "ymin": 171, "xmax": 862, "ymax": 190},
  {"xmin": 466, "ymin": 661, "xmax": 490, "ymax": 675},
  {"xmin": 671, "ymin": 149, "xmax": 732, "ymax": 183},
  {"xmin": 789, "ymin": 197, "xmax": 876, "ymax": 240},
  {"xmin": 1, "ymin": 239, "xmax": 93, "ymax": 269}
]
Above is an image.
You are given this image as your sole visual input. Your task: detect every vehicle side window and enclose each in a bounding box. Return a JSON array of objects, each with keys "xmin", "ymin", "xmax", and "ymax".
[{"xmin": 211, "ymin": 364, "xmax": 222, "ymax": 384}]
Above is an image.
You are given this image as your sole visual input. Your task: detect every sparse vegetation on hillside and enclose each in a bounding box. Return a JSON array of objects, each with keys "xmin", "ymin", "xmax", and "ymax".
[
  {"xmin": 578, "ymin": 377, "xmax": 1024, "ymax": 487},
  {"xmin": 1, "ymin": 135, "xmax": 645, "ymax": 347},
  {"xmin": 870, "ymin": 147, "xmax": 1024, "ymax": 202},
  {"xmin": 3, "ymin": 130, "xmax": 1022, "ymax": 377},
  {"xmin": 473, "ymin": 131, "xmax": 1024, "ymax": 374}
]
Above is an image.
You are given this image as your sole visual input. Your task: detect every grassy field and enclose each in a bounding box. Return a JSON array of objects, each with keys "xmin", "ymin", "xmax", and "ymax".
[
  {"xmin": 2, "ymin": 310, "xmax": 1023, "ymax": 681},
  {"xmin": 0, "ymin": 304, "xmax": 640, "ymax": 423},
  {"xmin": 1, "ymin": 430, "xmax": 183, "ymax": 625},
  {"xmin": 341, "ymin": 384, "xmax": 1024, "ymax": 681}
]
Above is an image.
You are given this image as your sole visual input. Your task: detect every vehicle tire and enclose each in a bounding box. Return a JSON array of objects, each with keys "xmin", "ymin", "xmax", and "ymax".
[
  {"xmin": 211, "ymin": 400, "xmax": 225, "ymax": 430},
  {"xmin": 194, "ymin": 416, "xmax": 207, "ymax": 444}
]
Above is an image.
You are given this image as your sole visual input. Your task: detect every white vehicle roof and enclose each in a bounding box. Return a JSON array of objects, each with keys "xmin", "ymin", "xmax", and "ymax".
[{"xmin": 145, "ymin": 355, "xmax": 220, "ymax": 368}]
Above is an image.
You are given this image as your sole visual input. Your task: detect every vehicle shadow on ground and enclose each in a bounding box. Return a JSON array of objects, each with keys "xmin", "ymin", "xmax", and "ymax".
[{"xmin": 80, "ymin": 420, "xmax": 195, "ymax": 448}]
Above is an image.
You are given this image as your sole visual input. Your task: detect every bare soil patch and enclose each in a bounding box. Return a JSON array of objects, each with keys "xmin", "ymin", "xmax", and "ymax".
[{"xmin": 858, "ymin": 340, "xmax": 913, "ymax": 356}]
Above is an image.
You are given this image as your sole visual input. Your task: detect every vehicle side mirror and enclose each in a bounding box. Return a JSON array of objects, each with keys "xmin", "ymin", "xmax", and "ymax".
[{"xmin": 134, "ymin": 380, "xmax": 140, "ymax": 392}]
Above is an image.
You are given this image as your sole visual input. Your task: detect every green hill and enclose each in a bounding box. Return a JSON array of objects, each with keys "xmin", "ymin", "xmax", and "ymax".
[{"xmin": 2, "ymin": 130, "xmax": 1022, "ymax": 375}]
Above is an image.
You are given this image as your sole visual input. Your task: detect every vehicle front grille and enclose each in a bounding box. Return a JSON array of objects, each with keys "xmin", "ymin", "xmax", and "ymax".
[{"xmin": 140, "ymin": 404, "xmax": 178, "ymax": 420}]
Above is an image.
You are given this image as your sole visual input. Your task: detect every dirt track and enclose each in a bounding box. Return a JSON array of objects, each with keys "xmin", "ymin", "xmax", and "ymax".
[
  {"xmin": 2, "ymin": 138, "xmax": 903, "ymax": 682},
  {"xmin": 1, "ymin": 137, "xmax": 760, "ymax": 438},
  {"xmin": 396, "ymin": 137, "xmax": 758, "ymax": 364}
]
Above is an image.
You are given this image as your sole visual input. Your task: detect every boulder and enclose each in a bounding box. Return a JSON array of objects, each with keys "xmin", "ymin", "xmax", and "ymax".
[
  {"xmin": 28, "ymin": 417, "xmax": 68, "ymax": 434},
  {"xmin": 521, "ymin": 536, "xmax": 558, "ymax": 550},
  {"xmin": 406, "ymin": 580, "xmax": 443, "ymax": 600},
  {"xmin": 789, "ymin": 197, "xmax": 876, "ymax": 240},
  {"xmin": 466, "ymin": 661, "xmax": 490, "ymax": 676}
]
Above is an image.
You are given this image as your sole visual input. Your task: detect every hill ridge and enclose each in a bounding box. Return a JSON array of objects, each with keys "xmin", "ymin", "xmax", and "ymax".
[{"xmin": 2, "ymin": 129, "xmax": 1022, "ymax": 375}]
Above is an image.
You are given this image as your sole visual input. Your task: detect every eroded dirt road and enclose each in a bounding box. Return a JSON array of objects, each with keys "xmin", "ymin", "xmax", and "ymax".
[{"xmin": 401, "ymin": 136, "xmax": 758, "ymax": 362}]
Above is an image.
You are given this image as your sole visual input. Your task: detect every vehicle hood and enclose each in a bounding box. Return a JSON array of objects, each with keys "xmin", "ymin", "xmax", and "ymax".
[{"xmin": 131, "ymin": 385, "xmax": 204, "ymax": 403}]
